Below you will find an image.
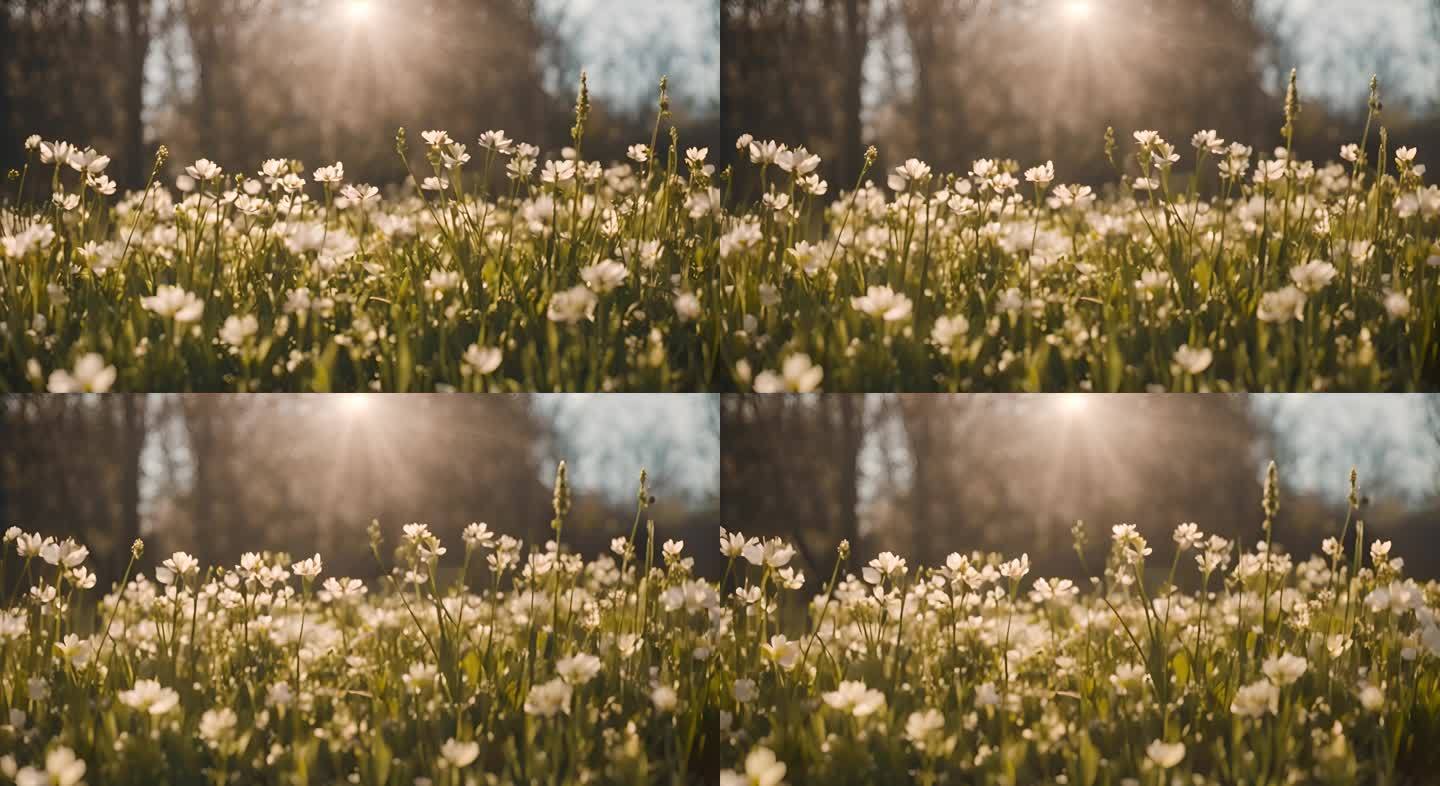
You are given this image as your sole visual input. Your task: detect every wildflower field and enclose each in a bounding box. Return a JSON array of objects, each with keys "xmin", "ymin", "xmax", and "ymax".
[
  {"xmin": 0, "ymin": 79, "xmax": 724, "ymax": 392},
  {"xmin": 718, "ymin": 467, "xmax": 1440, "ymax": 785},
  {"xmin": 0, "ymin": 467, "xmax": 720, "ymax": 785},
  {"xmin": 722, "ymin": 79, "xmax": 1439, "ymax": 392}
]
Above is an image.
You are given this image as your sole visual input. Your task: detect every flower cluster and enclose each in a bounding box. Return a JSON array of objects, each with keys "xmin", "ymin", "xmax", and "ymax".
[
  {"xmin": 0, "ymin": 469, "xmax": 719, "ymax": 784},
  {"xmin": 720, "ymin": 84, "xmax": 1437, "ymax": 391},
  {"xmin": 1, "ymin": 82, "xmax": 721, "ymax": 391},
  {"xmin": 717, "ymin": 470, "xmax": 1440, "ymax": 784}
]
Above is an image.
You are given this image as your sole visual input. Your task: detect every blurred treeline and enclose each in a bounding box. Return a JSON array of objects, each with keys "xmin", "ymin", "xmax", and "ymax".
[
  {"xmin": 721, "ymin": 0, "xmax": 1440, "ymax": 191},
  {"xmin": 721, "ymin": 395, "xmax": 1440, "ymax": 584},
  {"xmin": 0, "ymin": 0, "xmax": 719, "ymax": 190},
  {"xmin": 0, "ymin": 395, "xmax": 721, "ymax": 587}
]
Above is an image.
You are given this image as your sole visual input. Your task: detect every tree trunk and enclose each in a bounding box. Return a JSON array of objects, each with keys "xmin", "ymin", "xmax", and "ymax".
[
  {"xmin": 119, "ymin": 396, "xmax": 146, "ymax": 582},
  {"xmin": 840, "ymin": 0, "xmax": 867, "ymax": 185},
  {"xmin": 123, "ymin": 0, "xmax": 149, "ymax": 187},
  {"xmin": 836, "ymin": 395, "xmax": 864, "ymax": 554}
]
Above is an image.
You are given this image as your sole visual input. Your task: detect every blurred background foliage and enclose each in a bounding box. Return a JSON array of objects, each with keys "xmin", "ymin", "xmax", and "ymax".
[
  {"xmin": 722, "ymin": 394, "xmax": 1440, "ymax": 582},
  {"xmin": 0, "ymin": 394, "xmax": 721, "ymax": 585},
  {"xmin": 0, "ymin": 0, "xmax": 719, "ymax": 189},
  {"xmin": 721, "ymin": 0, "xmax": 1440, "ymax": 192}
]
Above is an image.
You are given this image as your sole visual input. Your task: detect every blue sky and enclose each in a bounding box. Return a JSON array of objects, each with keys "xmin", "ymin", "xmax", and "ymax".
[
  {"xmin": 535, "ymin": 394, "xmax": 719, "ymax": 506},
  {"xmin": 540, "ymin": 0, "xmax": 719, "ymax": 110},
  {"xmin": 859, "ymin": 395, "xmax": 1440, "ymax": 510},
  {"xmin": 1256, "ymin": 0, "xmax": 1440, "ymax": 109}
]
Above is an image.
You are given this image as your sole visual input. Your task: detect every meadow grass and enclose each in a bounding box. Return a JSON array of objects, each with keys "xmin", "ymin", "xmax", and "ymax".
[
  {"xmin": 719, "ymin": 466, "xmax": 1440, "ymax": 785},
  {"xmin": 0, "ymin": 77, "xmax": 723, "ymax": 392},
  {"xmin": 0, "ymin": 466, "xmax": 720, "ymax": 785},
  {"xmin": 722, "ymin": 76, "xmax": 1438, "ymax": 392}
]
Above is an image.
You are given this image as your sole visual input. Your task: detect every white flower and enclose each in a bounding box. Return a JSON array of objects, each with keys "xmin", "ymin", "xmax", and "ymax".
[
  {"xmin": 219, "ymin": 315, "xmax": 259, "ymax": 348},
  {"xmin": 421, "ymin": 130, "xmax": 452, "ymax": 147},
  {"xmin": 1192, "ymin": 130, "xmax": 1225, "ymax": 154},
  {"xmin": 478, "ymin": 130, "xmax": 513, "ymax": 152},
  {"xmin": 524, "ymin": 677, "xmax": 572, "ymax": 717},
  {"xmin": 753, "ymin": 354, "xmax": 823, "ymax": 393},
  {"xmin": 889, "ymin": 158, "xmax": 932, "ymax": 191},
  {"xmin": 851, "ymin": 285, "xmax": 913, "ymax": 322},
  {"xmin": 930, "ymin": 315, "xmax": 969, "ymax": 350},
  {"xmin": 141, "ymin": 285, "xmax": 205, "ymax": 324},
  {"xmin": 1289, "ymin": 260, "xmax": 1337, "ymax": 293},
  {"xmin": 555, "ymin": 653, "xmax": 601, "ymax": 685},
  {"xmin": 462, "ymin": 522, "xmax": 496, "ymax": 549},
  {"xmin": 292, "ymin": 554, "xmax": 323, "ymax": 580},
  {"xmin": 1172, "ymin": 522, "xmax": 1204, "ymax": 550},
  {"xmin": 1261, "ymin": 653, "xmax": 1308, "ymax": 686},
  {"xmin": 822, "ymin": 680, "xmax": 886, "ymax": 718},
  {"xmin": 462, "ymin": 345, "xmax": 502, "ymax": 376},
  {"xmin": 546, "ymin": 285, "xmax": 598, "ymax": 324},
  {"xmin": 438, "ymin": 738, "xmax": 480, "ymax": 769},
  {"xmin": 21, "ymin": 747, "xmax": 86, "ymax": 786},
  {"xmin": 340, "ymin": 183, "xmax": 379, "ymax": 203},
  {"xmin": 862, "ymin": 552, "xmax": 907, "ymax": 584},
  {"xmin": 118, "ymin": 679, "xmax": 180, "ymax": 715},
  {"xmin": 1030, "ymin": 577, "xmax": 1078, "ymax": 603},
  {"xmin": 741, "ymin": 538, "xmax": 795, "ymax": 569},
  {"xmin": 199, "ymin": 708, "xmax": 238, "ymax": 745},
  {"xmin": 722, "ymin": 747, "xmax": 787, "ymax": 786},
  {"xmin": 1358, "ymin": 682, "xmax": 1384, "ymax": 712},
  {"xmin": 312, "ymin": 162, "xmax": 344, "ymax": 184},
  {"xmin": 732, "ymin": 678, "xmax": 758, "ymax": 703},
  {"xmin": 1231, "ymin": 679, "xmax": 1279, "ymax": 718},
  {"xmin": 580, "ymin": 259, "xmax": 629, "ymax": 294},
  {"xmin": 155, "ymin": 551, "xmax": 200, "ymax": 585},
  {"xmin": 1383, "ymin": 291, "xmax": 1411, "ymax": 319},
  {"xmin": 1023, "ymin": 161, "xmax": 1055, "ymax": 187},
  {"xmin": 1146, "ymin": 739, "xmax": 1186, "ymax": 769},
  {"xmin": 904, "ymin": 708, "xmax": 946, "ymax": 750},
  {"xmin": 185, "ymin": 158, "xmax": 223, "ymax": 181},
  {"xmin": 674, "ymin": 291, "xmax": 702, "ymax": 322},
  {"xmin": 760, "ymin": 634, "xmax": 801, "ymax": 671},
  {"xmin": 1172, "ymin": 345, "xmax": 1213, "ymax": 375},
  {"xmin": 47, "ymin": 353, "xmax": 117, "ymax": 393},
  {"xmin": 999, "ymin": 553, "xmax": 1030, "ymax": 580},
  {"xmin": 1256, "ymin": 286, "xmax": 1306, "ymax": 324},
  {"xmin": 1, "ymin": 223, "xmax": 57, "ymax": 258}
]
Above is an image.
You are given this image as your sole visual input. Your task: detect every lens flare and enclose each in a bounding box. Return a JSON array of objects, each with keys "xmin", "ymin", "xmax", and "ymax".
[
  {"xmin": 345, "ymin": 0, "xmax": 373, "ymax": 22},
  {"xmin": 1062, "ymin": 0, "xmax": 1094, "ymax": 22}
]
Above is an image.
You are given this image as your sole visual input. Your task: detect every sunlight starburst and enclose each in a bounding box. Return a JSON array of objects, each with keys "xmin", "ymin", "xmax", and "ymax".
[
  {"xmin": 1062, "ymin": 0, "xmax": 1094, "ymax": 22},
  {"xmin": 344, "ymin": 0, "xmax": 373, "ymax": 23}
]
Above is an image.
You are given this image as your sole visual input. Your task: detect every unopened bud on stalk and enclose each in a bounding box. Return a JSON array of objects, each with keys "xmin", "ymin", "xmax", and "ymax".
[
  {"xmin": 837, "ymin": 539, "xmax": 850, "ymax": 560},
  {"xmin": 1282, "ymin": 69, "xmax": 1300, "ymax": 139},
  {"xmin": 131, "ymin": 539, "xmax": 144, "ymax": 559},
  {"xmin": 637, "ymin": 469, "xmax": 650, "ymax": 509},
  {"xmin": 1348, "ymin": 468, "xmax": 1359, "ymax": 510},
  {"xmin": 552, "ymin": 461, "xmax": 571, "ymax": 534},
  {"xmin": 1262, "ymin": 460, "xmax": 1279, "ymax": 534},
  {"xmin": 864, "ymin": 147, "xmax": 877, "ymax": 168}
]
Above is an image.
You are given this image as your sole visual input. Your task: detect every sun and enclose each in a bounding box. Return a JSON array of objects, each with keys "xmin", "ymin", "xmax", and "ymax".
[
  {"xmin": 1057, "ymin": 394, "xmax": 1090, "ymax": 415},
  {"xmin": 1062, "ymin": 0, "xmax": 1094, "ymax": 22},
  {"xmin": 344, "ymin": 0, "xmax": 374, "ymax": 23},
  {"xmin": 337, "ymin": 394, "xmax": 372, "ymax": 415}
]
